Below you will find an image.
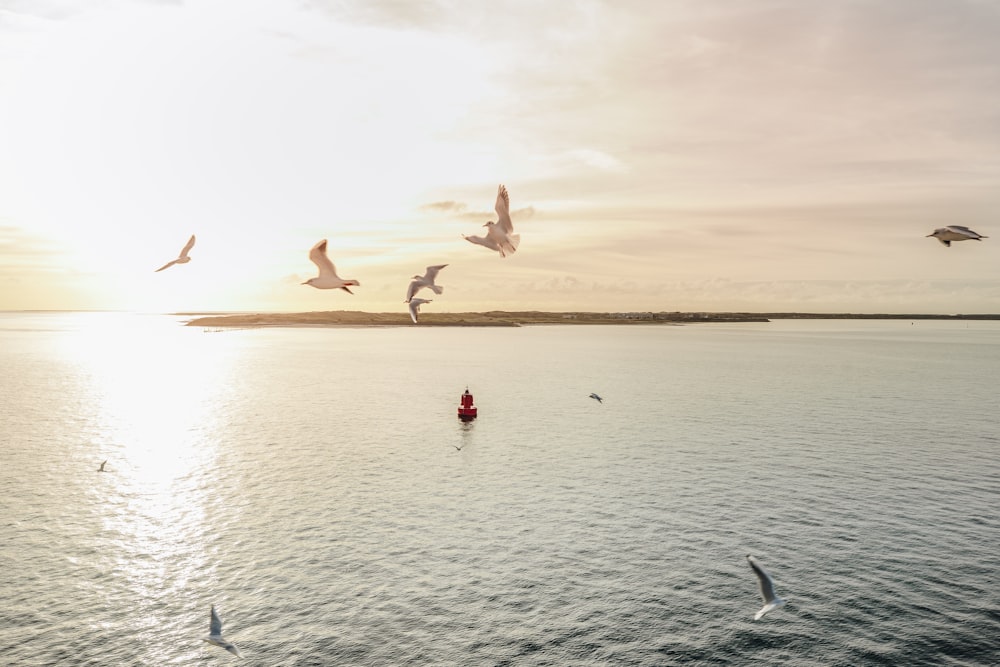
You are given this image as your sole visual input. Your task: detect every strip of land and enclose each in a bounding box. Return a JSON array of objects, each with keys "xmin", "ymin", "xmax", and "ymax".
[{"xmin": 183, "ymin": 311, "xmax": 1000, "ymax": 328}]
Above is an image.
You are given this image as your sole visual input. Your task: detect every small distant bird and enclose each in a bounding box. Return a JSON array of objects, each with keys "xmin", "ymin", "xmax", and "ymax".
[
  {"xmin": 97, "ymin": 460, "xmax": 107, "ymax": 472},
  {"xmin": 406, "ymin": 264, "xmax": 448, "ymax": 302},
  {"xmin": 463, "ymin": 184, "xmax": 520, "ymax": 257},
  {"xmin": 589, "ymin": 393, "xmax": 603, "ymax": 403},
  {"xmin": 155, "ymin": 234, "xmax": 195, "ymax": 272},
  {"xmin": 408, "ymin": 297, "xmax": 432, "ymax": 324},
  {"xmin": 746, "ymin": 554, "xmax": 787, "ymax": 620},
  {"xmin": 452, "ymin": 444, "xmax": 464, "ymax": 451},
  {"xmin": 203, "ymin": 605, "xmax": 242, "ymax": 658},
  {"xmin": 302, "ymin": 239, "xmax": 360, "ymax": 293},
  {"xmin": 927, "ymin": 226, "xmax": 988, "ymax": 247}
]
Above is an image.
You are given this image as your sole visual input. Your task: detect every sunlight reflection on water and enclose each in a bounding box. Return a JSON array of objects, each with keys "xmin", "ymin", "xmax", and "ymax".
[{"xmin": 48, "ymin": 314, "xmax": 248, "ymax": 664}]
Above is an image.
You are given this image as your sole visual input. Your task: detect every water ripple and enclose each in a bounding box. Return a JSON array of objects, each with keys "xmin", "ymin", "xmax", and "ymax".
[{"xmin": 2, "ymin": 317, "xmax": 999, "ymax": 665}]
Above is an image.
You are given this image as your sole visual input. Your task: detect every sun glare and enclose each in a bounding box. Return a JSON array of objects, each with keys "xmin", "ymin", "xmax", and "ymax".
[
  {"xmin": 60, "ymin": 314, "xmax": 239, "ymax": 486},
  {"xmin": 52, "ymin": 313, "xmax": 246, "ymax": 658}
]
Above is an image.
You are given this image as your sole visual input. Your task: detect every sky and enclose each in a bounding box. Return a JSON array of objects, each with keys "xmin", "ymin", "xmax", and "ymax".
[{"xmin": 1, "ymin": 0, "xmax": 999, "ymax": 314}]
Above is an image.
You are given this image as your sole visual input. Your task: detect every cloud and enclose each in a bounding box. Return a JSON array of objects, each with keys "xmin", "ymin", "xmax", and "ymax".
[
  {"xmin": 303, "ymin": 0, "xmax": 453, "ymax": 30},
  {"xmin": 0, "ymin": 0, "xmax": 81, "ymax": 21},
  {"xmin": 419, "ymin": 200, "xmax": 467, "ymax": 213},
  {"xmin": 0, "ymin": 0, "xmax": 179, "ymax": 26},
  {"xmin": 421, "ymin": 196, "xmax": 536, "ymax": 222},
  {"xmin": 453, "ymin": 205, "xmax": 536, "ymax": 223},
  {"xmin": 564, "ymin": 149, "xmax": 627, "ymax": 173},
  {"xmin": 3, "ymin": 0, "xmax": 1000, "ymax": 312},
  {"xmin": 450, "ymin": 0, "xmax": 1000, "ymax": 205},
  {"xmin": 0, "ymin": 225, "xmax": 65, "ymax": 270},
  {"xmin": 512, "ymin": 206, "xmax": 536, "ymax": 220}
]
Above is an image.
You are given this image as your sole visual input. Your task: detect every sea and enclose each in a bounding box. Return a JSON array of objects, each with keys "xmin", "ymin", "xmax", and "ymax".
[{"xmin": 1, "ymin": 312, "xmax": 998, "ymax": 666}]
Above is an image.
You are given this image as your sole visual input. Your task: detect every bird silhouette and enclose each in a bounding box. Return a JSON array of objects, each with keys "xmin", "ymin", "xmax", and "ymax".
[{"xmin": 155, "ymin": 235, "xmax": 196, "ymax": 272}]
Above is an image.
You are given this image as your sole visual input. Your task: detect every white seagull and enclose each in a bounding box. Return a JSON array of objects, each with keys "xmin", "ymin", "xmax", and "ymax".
[
  {"xmin": 406, "ymin": 264, "xmax": 448, "ymax": 302},
  {"xmin": 408, "ymin": 297, "xmax": 432, "ymax": 324},
  {"xmin": 155, "ymin": 235, "xmax": 195, "ymax": 272},
  {"xmin": 589, "ymin": 393, "xmax": 603, "ymax": 403},
  {"xmin": 746, "ymin": 554, "xmax": 787, "ymax": 620},
  {"xmin": 927, "ymin": 226, "xmax": 988, "ymax": 247},
  {"xmin": 203, "ymin": 605, "xmax": 243, "ymax": 658},
  {"xmin": 302, "ymin": 239, "xmax": 360, "ymax": 293},
  {"xmin": 462, "ymin": 184, "xmax": 520, "ymax": 257}
]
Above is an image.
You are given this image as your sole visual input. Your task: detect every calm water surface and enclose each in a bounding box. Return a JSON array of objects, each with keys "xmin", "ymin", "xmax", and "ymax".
[{"xmin": 1, "ymin": 313, "xmax": 999, "ymax": 665}]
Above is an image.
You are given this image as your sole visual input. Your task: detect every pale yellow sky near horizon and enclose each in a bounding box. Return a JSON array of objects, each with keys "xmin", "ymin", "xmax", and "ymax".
[{"xmin": 1, "ymin": 0, "xmax": 999, "ymax": 314}]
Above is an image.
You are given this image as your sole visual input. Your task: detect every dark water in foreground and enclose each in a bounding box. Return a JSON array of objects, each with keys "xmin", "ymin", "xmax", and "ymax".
[{"xmin": 2, "ymin": 313, "xmax": 999, "ymax": 665}]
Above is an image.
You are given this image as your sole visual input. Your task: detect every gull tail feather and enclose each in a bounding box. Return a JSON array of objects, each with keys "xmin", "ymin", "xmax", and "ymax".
[
  {"xmin": 430, "ymin": 285, "xmax": 444, "ymax": 295},
  {"xmin": 753, "ymin": 599, "xmax": 786, "ymax": 621},
  {"xmin": 498, "ymin": 234, "xmax": 520, "ymax": 258}
]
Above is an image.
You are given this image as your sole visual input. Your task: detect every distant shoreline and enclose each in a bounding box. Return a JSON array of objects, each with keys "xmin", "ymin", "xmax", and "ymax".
[{"xmin": 182, "ymin": 311, "xmax": 1000, "ymax": 328}]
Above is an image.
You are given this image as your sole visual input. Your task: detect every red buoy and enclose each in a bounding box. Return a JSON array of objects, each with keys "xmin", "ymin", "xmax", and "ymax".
[{"xmin": 457, "ymin": 387, "xmax": 478, "ymax": 421}]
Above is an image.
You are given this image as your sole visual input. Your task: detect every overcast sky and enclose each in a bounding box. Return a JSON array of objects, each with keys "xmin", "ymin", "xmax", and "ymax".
[{"xmin": 2, "ymin": 0, "xmax": 999, "ymax": 313}]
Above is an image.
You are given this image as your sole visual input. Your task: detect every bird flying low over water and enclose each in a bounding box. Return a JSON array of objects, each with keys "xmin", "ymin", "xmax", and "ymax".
[
  {"xmin": 408, "ymin": 297, "xmax": 432, "ymax": 324},
  {"xmin": 302, "ymin": 239, "xmax": 360, "ymax": 293},
  {"xmin": 589, "ymin": 393, "xmax": 603, "ymax": 403},
  {"xmin": 747, "ymin": 555, "xmax": 787, "ymax": 620},
  {"xmin": 406, "ymin": 264, "xmax": 447, "ymax": 302},
  {"xmin": 97, "ymin": 460, "xmax": 107, "ymax": 472},
  {"xmin": 463, "ymin": 184, "xmax": 520, "ymax": 257},
  {"xmin": 927, "ymin": 226, "xmax": 988, "ymax": 247},
  {"xmin": 155, "ymin": 235, "xmax": 195, "ymax": 272},
  {"xmin": 203, "ymin": 605, "xmax": 242, "ymax": 658}
]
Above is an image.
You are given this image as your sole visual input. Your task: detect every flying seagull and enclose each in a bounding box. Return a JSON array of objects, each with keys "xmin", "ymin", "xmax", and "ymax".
[
  {"xmin": 589, "ymin": 393, "xmax": 603, "ymax": 403},
  {"xmin": 155, "ymin": 235, "xmax": 195, "ymax": 272},
  {"xmin": 463, "ymin": 184, "xmax": 520, "ymax": 257},
  {"xmin": 408, "ymin": 297, "xmax": 432, "ymax": 324},
  {"xmin": 406, "ymin": 264, "xmax": 448, "ymax": 302},
  {"xmin": 927, "ymin": 226, "xmax": 988, "ymax": 247},
  {"xmin": 203, "ymin": 605, "xmax": 242, "ymax": 658},
  {"xmin": 302, "ymin": 239, "xmax": 360, "ymax": 293},
  {"xmin": 746, "ymin": 554, "xmax": 787, "ymax": 621},
  {"xmin": 97, "ymin": 460, "xmax": 107, "ymax": 472}
]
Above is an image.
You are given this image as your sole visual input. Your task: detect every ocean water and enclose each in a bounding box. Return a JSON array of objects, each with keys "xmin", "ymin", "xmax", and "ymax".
[{"xmin": 1, "ymin": 312, "xmax": 999, "ymax": 666}]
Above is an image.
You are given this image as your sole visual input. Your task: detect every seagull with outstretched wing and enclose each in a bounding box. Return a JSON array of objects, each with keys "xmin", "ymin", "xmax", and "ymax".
[
  {"xmin": 155, "ymin": 235, "xmax": 195, "ymax": 272},
  {"xmin": 746, "ymin": 555, "xmax": 787, "ymax": 620},
  {"xmin": 463, "ymin": 184, "xmax": 520, "ymax": 257},
  {"xmin": 302, "ymin": 239, "xmax": 360, "ymax": 293},
  {"xmin": 408, "ymin": 297, "xmax": 432, "ymax": 324},
  {"xmin": 406, "ymin": 264, "xmax": 448, "ymax": 302},
  {"xmin": 202, "ymin": 605, "xmax": 242, "ymax": 658},
  {"xmin": 926, "ymin": 225, "xmax": 988, "ymax": 247}
]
